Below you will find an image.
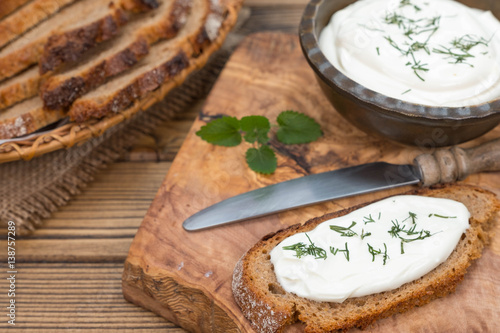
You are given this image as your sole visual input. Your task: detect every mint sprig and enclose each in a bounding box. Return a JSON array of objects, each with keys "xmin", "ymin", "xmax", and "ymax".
[
  {"xmin": 246, "ymin": 145, "xmax": 277, "ymax": 174},
  {"xmin": 196, "ymin": 111, "xmax": 322, "ymax": 174},
  {"xmin": 276, "ymin": 111, "xmax": 322, "ymax": 144},
  {"xmin": 240, "ymin": 116, "xmax": 270, "ymax": 144},
  {"xmin": 195, "ymin": 116, "xmax": 241, "ymax": 146}
]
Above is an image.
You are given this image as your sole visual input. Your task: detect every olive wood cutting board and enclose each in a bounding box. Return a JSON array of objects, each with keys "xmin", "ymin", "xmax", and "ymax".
[{"xmin": 122, "ymin": 32, "xmax": 500, "ymax": 332}]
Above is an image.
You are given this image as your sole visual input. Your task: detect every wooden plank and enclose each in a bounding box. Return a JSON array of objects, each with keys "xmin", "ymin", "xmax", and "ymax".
[
  {"xmin": 13, "ymin": 239, "xmax": 132, "ymax": 262},
  {"xmin": 0, "ymin": 264, "xmax": 186, "ymax": 332},
  {"xmin": 238, "ymin": 5, "xmax": 308, "ymax": 34}
]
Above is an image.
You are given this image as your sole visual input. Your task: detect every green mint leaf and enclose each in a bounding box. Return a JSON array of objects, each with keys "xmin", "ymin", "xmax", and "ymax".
[
  {"xmin": 276, "ymin": 110, "xmax": 322, "ymax": 144},
  {"xmin": 246, "ymin": 145, "xmax": 277, "ymax": 174},
  {"xmin": 195, "ymin": 116, "xmax": 241, "ymax": 147},
  {"xmin": 240, "ymin": 115, "xmax": 270, "ymax": 144}
]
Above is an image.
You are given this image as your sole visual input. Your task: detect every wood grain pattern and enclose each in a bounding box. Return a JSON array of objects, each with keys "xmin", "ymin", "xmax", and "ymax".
[
  {"xmin": 0, "ymin": 163, "xmax": 185, "ymax": 332},
  {"xmin": 122, "ymin": 32, "xmax": 500, "ymax": 332}
]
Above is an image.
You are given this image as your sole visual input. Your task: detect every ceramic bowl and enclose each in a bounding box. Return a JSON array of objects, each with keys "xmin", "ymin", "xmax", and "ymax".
[{"xmin": 299, "ymin": 0, "xmax": 500, "ymax": 147}]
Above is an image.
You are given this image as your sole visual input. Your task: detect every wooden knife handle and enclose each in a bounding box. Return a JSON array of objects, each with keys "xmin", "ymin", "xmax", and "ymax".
[{"xmin": 414, "ymin": 138, "xmax": 500, "ymax": 186}]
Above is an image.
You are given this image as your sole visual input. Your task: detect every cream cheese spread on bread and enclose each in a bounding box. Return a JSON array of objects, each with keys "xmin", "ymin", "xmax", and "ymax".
[
  {"xmin": 319, "ymin": 0, "xmax": 500, "ymax": 107},
  {"xmin": 270, "ymin": 196, "xmax": 470, "ymax": 302}
]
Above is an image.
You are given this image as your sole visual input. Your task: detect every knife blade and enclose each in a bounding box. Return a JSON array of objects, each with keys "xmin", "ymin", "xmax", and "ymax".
[{"xmin": 183, "ymin": 138, "xmax": 500, "ymax": 231}]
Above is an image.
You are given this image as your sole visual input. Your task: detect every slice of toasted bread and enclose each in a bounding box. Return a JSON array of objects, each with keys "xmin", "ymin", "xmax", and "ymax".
[
  {"xmin": 232, "ymin": 184, "xmax": 499, "ymax": 333},
  {"xmin": 0, "ymin": 0, "xmax": 128, "ymax": 81},
  {"xmin": 0, "ymin": 96, "xmax": 65, "ymax": 139},
  {"xmin": 0, "ymin": 66, "xmax": 39, "ymax": 110},
  {"xmin": 120, "ymin": 0, "xmax": 160, "ymax": 13},
  {"xmin": 68, "ymin": 0, "xmax": 223, "ymax": 122},
  {"xmin": 0, "ymin": 0, "xmax": 32, "ymax": 20},
  {"xmin": 67, "ymin": 43, "xmax": 189, "ymax": 122},
  {"xmin": 39, "ymin": 0, "xmax": 192, "ymax": 110},
  {"xmin": 0, "ymin": 0, "xmax": 79, "ymax": 49},
  {"xmin": 37, "ymin": 0, "xmax": 162, "ymax": 75},
  {"xmin": 0, "ymin": 0, "xmax": 159, "ymax": 81}
]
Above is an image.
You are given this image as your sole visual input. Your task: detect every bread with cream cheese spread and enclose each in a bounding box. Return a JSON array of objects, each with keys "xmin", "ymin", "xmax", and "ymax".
[{"xmin": 232, "ymin": 184, "xmax": 499, "ymax": 332}]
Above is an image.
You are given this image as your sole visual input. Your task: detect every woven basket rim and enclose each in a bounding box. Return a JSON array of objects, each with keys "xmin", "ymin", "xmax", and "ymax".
[{"xmin": 0, "ymin": 0, "xmax": 242, "ymax": 164}]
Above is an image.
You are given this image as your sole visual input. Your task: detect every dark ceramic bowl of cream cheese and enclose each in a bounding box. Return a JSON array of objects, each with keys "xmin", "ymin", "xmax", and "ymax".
[{"xmin": 299, "ymin": 0, "xmax": 500, "ymax": 147}]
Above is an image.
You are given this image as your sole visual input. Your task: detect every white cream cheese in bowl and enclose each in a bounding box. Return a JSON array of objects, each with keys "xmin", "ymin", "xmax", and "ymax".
[
  {"xmin": 270, "ymin": 196, "xmax": 470, "ymax": 302},
  {"xmin": 318, "ymin": 0, "xmax": 500, "ymax": 107}
]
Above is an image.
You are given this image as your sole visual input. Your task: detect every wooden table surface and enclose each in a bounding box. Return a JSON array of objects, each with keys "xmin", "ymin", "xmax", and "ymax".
[{"xmin": 0, "ymin": 1, "xmax": 310, "ymax": 332}]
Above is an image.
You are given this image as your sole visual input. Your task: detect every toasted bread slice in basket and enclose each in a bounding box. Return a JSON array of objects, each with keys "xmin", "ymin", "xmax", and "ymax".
[
  {"xmin": 0, "ymin": 0, "xmax": 79, "ymax": 49},
  {"xmin": 0, "ymin": 0, "xmax": 127, "ymax": 81},
  {"xmin": 37, "ymin": 0, "xmax": 162, "ymax": 75},
  {"xmin": 40, "ymin": 0, "xmax": 192, "ymax": 110},
  {"xmin": 68, "ymin": 0, "xmax": 223, "ymax": 122},
  {"xmin": 0, "ymin": 0, "xmax": 158, "ymax": 81},
  {"xmin": 232, "ymin": 184, "xmax": 500, "ymax": 333},
  {"xmin": 0, "ymin": 96, "xmax": 65, "ymax": 139},
  {"xmin": 0, "ymin": 66, "xmax": 39, "ymax": 110},
  {"xmin": 0, "ymin": 0, "xmax": 32, "ymax": 20}
]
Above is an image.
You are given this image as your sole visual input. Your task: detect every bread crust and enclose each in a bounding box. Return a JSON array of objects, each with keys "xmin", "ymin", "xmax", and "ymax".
[
  {"xmin": 0, "ymin": 0, "xmax": 32, "ymax": 20},
  {"xmin": 232, "ymin": 184, "xmax": 499, "ymax": 333},
  {"xmin": 40, "ymin": 36, "xmax": 150, "ymax": 110},
  {"xmin": 68, "ymin": 50, "xmax": 189, "ymax": 122},
  {"xmin": 119, "ymin": 0, "xmax": 159, "ymax": 13},
  {"xmin": 0, "ymin": 0, "xmax": 128, "ymax": 81},
  {"xmin": 0, "ymin": 0, "xmax": 228, "ymax": 138},
  {"xmin": 38, "ymin": 2, "xmax": 129, "ymax": 75},
  {"xmin": 0, "ymin": 0, "xmax": 79, "ymax": 49},
  {"xmin": 0, "ymin": 97, "xmax": 66, "ymax": 139},
  {"xmin": 0, "ymin": 0, "xmax": 159, "ymax": 81},
  {"xmin": 68, "ymin": 0, "xmax": 223, "ymax": 122},
  {"xmin": 39, "ymin": 0, "xmax": 192, "ymax": 110},
  {"xmin": 0, "ymin": 67, "xmax": 40, "ymax": 110}
]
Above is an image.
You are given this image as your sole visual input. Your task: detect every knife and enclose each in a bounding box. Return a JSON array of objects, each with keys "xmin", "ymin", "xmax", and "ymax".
[{"xmin": 183, "ymin": 138, "xmax": 500, "ymax": 231}]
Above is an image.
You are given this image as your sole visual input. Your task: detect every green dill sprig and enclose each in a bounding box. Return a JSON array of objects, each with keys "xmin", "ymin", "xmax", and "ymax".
[
  {"xmin": 403, "ymin": 211, "xmax": 417, "ymax": 224},
  {"xmin": 399, "ymin": 0, "xmax": 422, "ymax": 12},
  {"xmin": 330, "ymin": 242, "xmax": 350, "ymax": 261},
  {"xmin": 432, "ymin": 45, "xmax": 475, "ymax": 65},
  {"xmin": 429, "ymin": 213, "xmax": 457, "ymax": 219},
  {"xmin": 432, "ymin": 34, "xmax": 491, "ymax": 66},
  {"xmin": 367, "ymin": 243, "xmax": 389, "ymax": 265},
  {"xmin": 384, "ymin": 36, "xmax": 430, "ymax": 81},
  {"xmin": 382, "ymin": 7, "xmax": 441, "ymax": 81},
  {"xmin": 388, "ymin": 216, "xmax": 433, "ymax": 253},
  {"xmin": 330, "ymin": 221, "xmax": 358, "ymax": 237},
  {"xmin": 361, "ymin": 229, "xmax": 372, "ymax": 240},
  {"xmin": 363, "ymin": 214, "xmax": 376, "ymax": 224},
  {"xmin": 282, "ymin": 234, "xmax": 327, "ymax": 260}
]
